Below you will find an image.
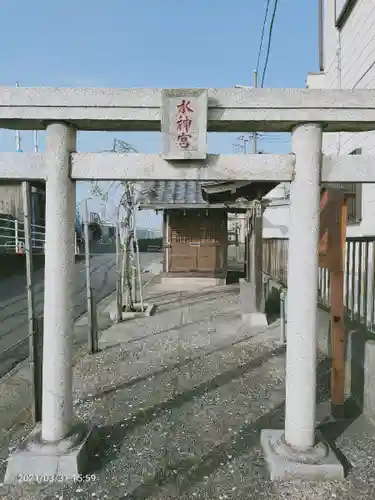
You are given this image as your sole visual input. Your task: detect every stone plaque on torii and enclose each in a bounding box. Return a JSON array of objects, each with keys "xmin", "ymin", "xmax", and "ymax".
[
  {"xmin": 161, "ymin": 88, "xmax": 208, "ymax": 160},
  {"xmin": 2, "ymin": 86, "xmax": 375, "ymax": 483}
]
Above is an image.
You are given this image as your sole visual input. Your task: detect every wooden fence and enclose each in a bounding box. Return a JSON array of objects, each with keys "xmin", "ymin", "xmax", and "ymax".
[{"xmin": 262, "ymin": 236, "xmax": 375, "ymax": 333}]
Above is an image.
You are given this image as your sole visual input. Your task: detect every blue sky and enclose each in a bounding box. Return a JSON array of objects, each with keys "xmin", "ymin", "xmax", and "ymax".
[{"xmin": 0, "ymin": 0, "xmax": 318, "ymax": 229}]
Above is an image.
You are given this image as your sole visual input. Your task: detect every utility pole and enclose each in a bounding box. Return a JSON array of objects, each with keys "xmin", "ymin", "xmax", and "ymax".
[
  {"xmin": 252, "ymin": 70, "xmax": 258, "ymax": 154},
  {"xmin": 243, "ymin": 137, "xmax": 248, "ymax": 154},
  {"xmin": 32, "ymin": 130, "xmax": 39, "ymax": 247},
  {"xmin": 15, "ymin": 82, "xmax": 22, "ymax": 153},
  {"xmin": 83, "ymin": 199, "xmax": 93, "ymax": 351},
  {"xmin": 34, "ymin": 131, "xmax": 39, "ymax": 152}
]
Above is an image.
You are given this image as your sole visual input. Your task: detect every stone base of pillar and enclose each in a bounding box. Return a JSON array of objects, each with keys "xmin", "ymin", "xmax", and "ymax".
[
  {"xmin": 260, "ymin": 429, "xmax": 344, "ymax": 481},
  {"xmin": 239, "ymin": 278, "xmax": 268, "ymax": 329},
  {"xmin": 4, "ymin": 422, "xmax": 97, "ymax": 484},
  {"xmin": 239, "ymin": 278, "xmax": 255, "ymax": 314},
  {"xmin": 241, "ymin": 312, "xmax": 268, "ymax": 328}
]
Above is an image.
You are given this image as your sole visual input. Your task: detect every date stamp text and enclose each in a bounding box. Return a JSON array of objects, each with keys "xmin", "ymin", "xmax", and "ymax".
[{"xmin": 17, "ymin": 473, "xmax": 97, "ymax": 483}]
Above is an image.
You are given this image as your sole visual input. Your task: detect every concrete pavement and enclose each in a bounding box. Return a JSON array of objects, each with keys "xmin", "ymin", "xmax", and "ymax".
[{"xmin": 0, "ymin": 252, "xmax": 162, "ymax": 378}]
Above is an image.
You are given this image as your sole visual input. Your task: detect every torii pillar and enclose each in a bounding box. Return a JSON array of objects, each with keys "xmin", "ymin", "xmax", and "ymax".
[
  {"xmin": 260, "ymin": 123, "xmax": 344, "ymax": 480},
  {"xmin": 5, "ymin": 123, "xmax": 96, "ymax": 484}
]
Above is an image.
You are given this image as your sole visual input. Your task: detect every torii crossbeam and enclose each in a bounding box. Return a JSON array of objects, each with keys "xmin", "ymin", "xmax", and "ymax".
[{"xmin": 2, "ymin": 86, "xmax": 374, "ymax": 483}]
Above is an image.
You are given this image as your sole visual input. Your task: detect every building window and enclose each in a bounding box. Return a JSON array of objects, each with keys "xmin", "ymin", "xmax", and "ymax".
[
  {"xmin": 345, "ymin": 185, "xmax": 362, "ymax": 224},
  {"xmin": 325, "ymin": 148, "xmax": 362, "ymax": 224},
  {"xmin": 340, "ymin": 148, "xmax": 362, "ymax": 224}
]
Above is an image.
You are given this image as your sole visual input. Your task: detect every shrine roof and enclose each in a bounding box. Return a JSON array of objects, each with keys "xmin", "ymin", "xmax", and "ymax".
[
  {"xmin": 137, "ymin": 180, "xmax": 209, "ymax": 210},
  {"xmin": 137, "ymin": 180, "xmax": 276, "ymax": 210},
  {"xmin": 201, "ymin": 180, "xmax": 278, "ymax": 205}
]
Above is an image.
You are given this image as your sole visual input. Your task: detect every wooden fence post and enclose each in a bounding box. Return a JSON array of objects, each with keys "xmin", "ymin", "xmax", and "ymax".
[{"xmin": 330, "ymin": 198, "xmax": 347, "ymax": 418}]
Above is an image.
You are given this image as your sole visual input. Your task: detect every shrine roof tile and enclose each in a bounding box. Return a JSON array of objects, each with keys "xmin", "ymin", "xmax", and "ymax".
[{"xmin": 137, "ymin": 180, "xmax": 208, "ymax": 209}]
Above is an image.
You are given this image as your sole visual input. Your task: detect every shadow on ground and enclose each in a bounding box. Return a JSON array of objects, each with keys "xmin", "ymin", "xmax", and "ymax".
[
  {"xmin": 154, "ymin": 288, "xmax": 240, "ymax": 313},
  {"xmin": 84, "ymin": 345, "xmax": 358, "ymax": 499},
  {"xmin": 226, "ymin": 269, "xmax": 245, "ymax": 285},
  {"xmin": 88, "ymin": 345, "xmax": 288, "ymax": 480},
  {"xmin": 83, "ymin": 337, "xmax": 285, "ymax": 403},
  {"xmin": 264, "ymin": 286, "xmax": 282, "ymax": 324}
]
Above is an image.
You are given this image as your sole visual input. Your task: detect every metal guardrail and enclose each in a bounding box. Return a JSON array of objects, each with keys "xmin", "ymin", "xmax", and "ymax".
[
  {"xmin": 0, "ymin": 243, "xmax": 160, "ymax": 378},
  {"xmin": 0, "ymin": 215, "xmax": 45, "ymax": 254},
  {"xmin": 263, "ymin": 236, "xmax": 375, "ymax": 333},
  {"xmin": 0, "ymin": 254, "xmax": 109, "ymax": 345}
]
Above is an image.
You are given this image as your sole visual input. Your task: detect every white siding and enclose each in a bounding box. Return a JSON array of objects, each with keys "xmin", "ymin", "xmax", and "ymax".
[
  {"xmin": 340, "ymin": 0, "xmax": 375, "ymax": 89},
  {"xmin": 263, "ymin": 203, "xmax": 289, "ymax": 239},
  {"xmin": 323, "ymin": 0, "xmax": 339, "ymax": 82},
  {"xmin": 312, "ymin": 0, "xmax": 375, "ymax": 237}
]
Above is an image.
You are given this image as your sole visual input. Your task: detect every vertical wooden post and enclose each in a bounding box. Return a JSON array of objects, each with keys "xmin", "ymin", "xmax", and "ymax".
[
  {"xmin": 330, "ymin": 198, "xmax": 347, "ymax": 418},
  {"xmin": 254, "ymin": 202, "xmax": 264, "ymax": 312},
  {"xmin": 248, "ymin": 201, "xmax": 264, "ymax": 312},
  {"xmin": 244, "ymin": 210, "xmax": 251, "ymax": 282}
]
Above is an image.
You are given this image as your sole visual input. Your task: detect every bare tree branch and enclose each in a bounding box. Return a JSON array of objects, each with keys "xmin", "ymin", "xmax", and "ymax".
[{"xmin": 89, "ymin": 138, "xmax": 145, "ymax": 315}]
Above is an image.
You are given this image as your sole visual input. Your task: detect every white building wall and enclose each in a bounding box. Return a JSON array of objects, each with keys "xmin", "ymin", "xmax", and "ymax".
[
  {"xmin": 259, "ymin": 2, "xmax": 375, "ymax": 322},
  {"xmin": 298, "ymin": 1, "xmax": 375, "ymax": 324},
  {"xmin": 263, "ymin": 202, "xmax": 289, "ymax": 239},
  {"xmin": 309, "ymin": 0, "xmax": 375, "ymax": 238}
]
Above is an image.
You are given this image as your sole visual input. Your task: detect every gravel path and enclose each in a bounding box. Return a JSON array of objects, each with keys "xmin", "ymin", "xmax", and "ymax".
[{"xmin": 0, "ymin": 283, "xmax": 374, "ymax": 499}]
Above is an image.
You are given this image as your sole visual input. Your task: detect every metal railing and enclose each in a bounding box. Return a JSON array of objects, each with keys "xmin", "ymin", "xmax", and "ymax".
[
  {"xmin": 0, "ymin": 243, "xmax": 115, "ymax": 379},
  {"xmin": 262, "ymin": 236, "xmax": 375, "ymax": 333},
  {"xmin": 0, "ymin": 216, "xmax": 45, "ymax": 254},
  {"xmin": 0, "ymin": 229, "xmax": 160, "ymax": 378}
]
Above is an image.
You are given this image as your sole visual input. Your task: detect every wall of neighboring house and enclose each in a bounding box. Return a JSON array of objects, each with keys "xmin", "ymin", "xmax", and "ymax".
[
  {"xmin": 0, "ymin": 184, "xmax": 23, "ymax": 219},
  {"xmin": 262, "ymin": 184, "xmax": 290, "ymax": 239},
  {"xmin": 0, "ymin": 183, "xmax": 46, "ymax": 253},
  {"xmin": 226, "ymin": 182, "xmax": 291, "ymax": 245},
  {"xmin": 0, "ymin": 183, "xmax": 46, "ymax": 231},
  {"xmin": 308, "ymin": 0, "xmax": 375, "ymax": 237},
  {"xmin": 274, "ymin": 1, "xmax": 375, "ymax": 344},
  {"xmin": 263, "ymin": 201, "xmax": 289, "ymax": 239}
]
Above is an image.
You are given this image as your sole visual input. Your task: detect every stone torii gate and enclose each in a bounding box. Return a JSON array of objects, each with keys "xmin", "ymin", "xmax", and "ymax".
[{"xmin": 1, "ymin": 86, "xmax": 375, "ymax": 483}]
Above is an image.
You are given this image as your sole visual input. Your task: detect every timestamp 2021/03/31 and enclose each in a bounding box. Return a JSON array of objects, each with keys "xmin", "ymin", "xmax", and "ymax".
[{"xmin": 17, "ymin": 473, "xmax": 97, "ymax": 483}]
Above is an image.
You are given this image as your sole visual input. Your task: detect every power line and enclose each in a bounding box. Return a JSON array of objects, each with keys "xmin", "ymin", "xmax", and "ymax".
[
  {"xmin": 256, "ymin": 0, "xmax": 272, "ymax": 76},
  {"xmin": 260, "ymin": 0, "xmax": 280, "ymax": 87}
]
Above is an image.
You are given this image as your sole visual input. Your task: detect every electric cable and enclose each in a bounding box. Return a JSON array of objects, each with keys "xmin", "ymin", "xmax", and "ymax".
[
  {"xmin": 261, "ymin": 0, "xmax": 280, "ymax": 87},
  {"xmin": 256, "ymin": 0, "xmax": 272, "ymax": 76}
]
